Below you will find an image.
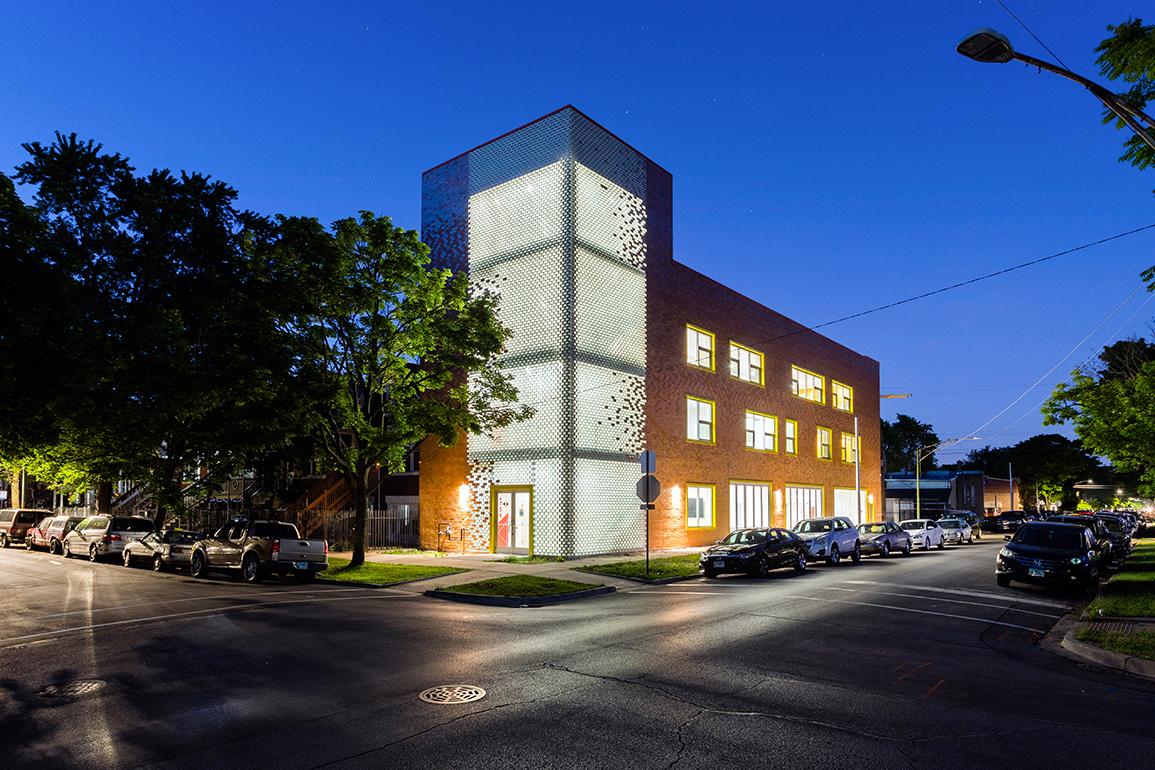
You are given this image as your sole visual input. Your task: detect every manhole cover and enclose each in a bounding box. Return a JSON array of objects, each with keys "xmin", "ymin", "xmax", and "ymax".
[
  {"xmin": 39, "ymin": 679, "xmax": 106, "ymax": 698},
  {"xmin": 419, "ymin": 685, "xmax": 486, "ymax": 704}
]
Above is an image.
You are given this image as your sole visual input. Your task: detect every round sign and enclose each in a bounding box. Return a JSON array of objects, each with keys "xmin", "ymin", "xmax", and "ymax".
[{"xmin": 636, "ymin": 474, "xmax": 661, "ymax": 503}]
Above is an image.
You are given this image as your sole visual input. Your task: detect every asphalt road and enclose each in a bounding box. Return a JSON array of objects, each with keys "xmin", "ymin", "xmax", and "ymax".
[{"xmin": 1, "ymin": 537, "xmax": 1152, "ymax": 769}]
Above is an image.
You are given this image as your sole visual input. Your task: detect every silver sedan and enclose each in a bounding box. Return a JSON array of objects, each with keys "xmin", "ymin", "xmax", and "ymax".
[{"xmin": 122, "ymin": 529, "xmax": 204, "ymax": 571}]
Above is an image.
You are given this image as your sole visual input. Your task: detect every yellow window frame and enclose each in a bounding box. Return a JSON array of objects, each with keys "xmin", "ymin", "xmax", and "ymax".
[
  {"xmin": 685, "ymin": 324, "xmax": 716, "ymax": 372},
  {"xmin": 686, "ymin": 483, "xmax": 717, "ymax": 529},
  {"xmin": 816, "ymin": 425, "xmax": 833, "ymax": 461},
  {"xmin": 840, "ymin": 432, "xmax": 860, "ymax": 464},
  {"xmin": 744, "ymin": 409, "xmax": 778, "ymax": 453},
  {"xmin": 686, "ymin": 395, "xmax": 717, "ymax": 445},
  {"xmin": 784, "ymin": 419, "xmax": 798, "ymax": 456},
  {"xmin": 728, "ymin": 341, "xmax": 765, "ymax": 386},
  {"xmin": 832, "ymin": 380, "xmax": 854, "ymax": 413},
  {"xmin": 791, "ymin": 364, "xmax": 826, "ymax": 404}
]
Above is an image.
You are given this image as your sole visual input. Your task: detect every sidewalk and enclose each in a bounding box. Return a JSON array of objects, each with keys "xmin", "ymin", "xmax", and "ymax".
[{"xmin": 327, "ymin": 547, "xmax": 703, "ymax": 593}]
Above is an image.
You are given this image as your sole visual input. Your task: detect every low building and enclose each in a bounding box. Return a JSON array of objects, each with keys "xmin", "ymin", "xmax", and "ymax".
[
  {"xmin": 419, "ymin": 106, "xmax": 881, "ymax": 557},
  {"xmin": 884, "ymin": 469, "xmax": 1021, "ymax": 520}
]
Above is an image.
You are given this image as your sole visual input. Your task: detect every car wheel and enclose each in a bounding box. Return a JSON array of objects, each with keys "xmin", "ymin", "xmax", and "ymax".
[
  {"xmin": 153, "ymin": 554, "xmax": 165, "ymax": 572},
  {"xmin": 937, "ymin": 536, "xmax": 945, "ymax": 550},
  {"xmin": 50, "ymin": 539, "xmax": 60, "ymax": 555},
  {"xmin": 88, "ymin": 544, "xmax": 99, "ymax": 562},
  {"xmin": 752, "ymin": 557, "xmax": 770, "ymax": 579},
  {"xmin": 826, "ymin": 544, "xmax": 840, "ymax": 566},
  {"xmin": 64, "ymin": 540, "xmax": 72, "ymax": 558},
  {"xmin": 123, "ymin": 549, "xmax": 133, "ymax": 567},
  {"xmin": 967, "ymin": 534, "xmax": 973, "ymax": 544},
  {"xmin": 0, "ymin": 533, "xmax": 8, "ymax": 548},
  {"xmin": 704, "ymin": 568, "xmax": 718, "ymax": 579},
  {"xmin": 922, "ymin": 537, "xmax": 930, "ymax": 551},
  {"xmin": 794, "ymin": 553, "xmax": 807, "ymax": 572},
  {"xmin": 190, "ymin": 551, "xmax": 207, "ymax": 579},
  {"xmin": 996, "ymin": 574, "xmax": 1011, "ymax": 587},
  {"xmin": 241, "ymin": 554, "xmax": 263, "ymax": 583},
  {"xmin": 879, "ymin": 541, "xmax": 891, "ymax": 558},
  {"xmin": 903, "ymin": 540, "xmax": 912, "ymax": 556},
  {"xmin": 851, "ymin": 542, "xmax": 862, "ymax": 563}
]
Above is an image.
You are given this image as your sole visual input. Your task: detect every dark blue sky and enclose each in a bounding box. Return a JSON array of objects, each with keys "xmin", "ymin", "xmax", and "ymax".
[{"xmin": 4, "ymin": 1, "xmax": 1153, "ymax": 462}]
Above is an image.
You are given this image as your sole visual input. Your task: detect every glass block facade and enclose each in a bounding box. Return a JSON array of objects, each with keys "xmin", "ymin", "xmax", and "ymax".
[{"xmin": 422, "ymin": 107, "xmax": 672, "ymax": 557}]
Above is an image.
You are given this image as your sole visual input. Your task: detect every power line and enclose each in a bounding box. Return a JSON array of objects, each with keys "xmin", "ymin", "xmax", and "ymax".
[{"xmin": 995, "ymin": 0, "xmax": 1071, "ymax": 71}]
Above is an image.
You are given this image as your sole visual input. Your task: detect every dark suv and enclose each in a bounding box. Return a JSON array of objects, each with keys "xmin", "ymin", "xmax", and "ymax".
[{"xmin": 996, "ymin": 522, "xmax": 1105, "ymax": 590}]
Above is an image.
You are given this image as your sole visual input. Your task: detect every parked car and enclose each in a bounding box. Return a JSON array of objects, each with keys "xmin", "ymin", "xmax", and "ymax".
[
  {"xmin": 40, "ymin": 516, "xmax": 87, "ymax": 555},
  {"xmin": 1047, "ymin": 514, "xmax": 1119, "ymax": 567},
  {"xmin": 792, "ymin": 517, "xmax": 862, "ymax": 565},
  {"xmin": 62, "ymin": 515, "xmax": 154, "ymax": 561},
  {"xmin": 189, "ymin": 519, "xmax": 328, "ymax": 583},
  {"xmin": 899, "ymin": 519, "xmax": 945, "ymax": 550},
  {"xmin": 945, "ymin": 511, "xmax": 983, "ymax": 540},
  {"xmin": 0, "ymin": 508, "xmax": 52, "ymax": 547},
  {"xmin": 700, "ymin": 528, "xmax": 809, "ymax": 578},
  {"xmin": 981, "ymin": 512, "xmax": 1025, "ymax": 533},
  {"xmin": 122, "ymin": 529, "xmax": 205, "ymax": 571},
  {"xmin": 996, "ymin": 521, "xmax": 1105, "ymax": 590},
  {"xmin": 24, "ymin": 516, "xmax": 58, "ymax": 551},
  {"xmin": 1094, "ymin": 513, "xmax": 1134, "ymax": 554},
  {"xmin": 856, "ymin": 521, "xmax": 912, "ymax": 557},
  {"xmin": 938, "ymin": 517, "xmax": 973, "ymax": 545}
]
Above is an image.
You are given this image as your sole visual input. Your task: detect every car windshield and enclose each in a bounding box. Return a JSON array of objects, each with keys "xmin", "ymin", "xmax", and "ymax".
[
  {"xmin": 794, "ymin": 520, "xmax": 831, "ymax": 533},
  {"xmin": 900, "ymin": 522, "xmax": 925, "ymax": 531},
  {"xmin": 164, "ymin": 530, "xmax": 203, "ymax": 544},
  {"xmin": 939, "ymin": 520, "xmax": 960, "ymax": 528},
  {"xmin": 721, "ymin": 529, "xmax": 767, "ymax": 545},
  {"xmin": 1013, "ymin": 525, "xmax": 1082, "ymax": 550},
  {"xmin": 112, "ymin": 518, "xmax": 154, "ymax": 532},
  {"xmin": 858, "ymin": 523, "xmax": 887, "ymax": 534},
  {"xmin": 1100, "ymin": 520, "xmax": 1124, "ymax": 533}
]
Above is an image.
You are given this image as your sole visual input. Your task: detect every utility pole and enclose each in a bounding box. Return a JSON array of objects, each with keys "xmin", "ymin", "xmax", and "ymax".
[
  {"xmin": 1008, "ymin": 462, "xmax": 1015, "ymax": 511},
  {"xmin": 854, "ymin": 415, "xmax": 862, "ymax": 522}
]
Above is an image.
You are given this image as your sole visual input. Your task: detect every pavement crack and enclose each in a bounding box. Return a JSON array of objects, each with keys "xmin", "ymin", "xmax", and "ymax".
[{"xmin": 666, "ymin": 710, "xmax": 703, "ymax": 769}]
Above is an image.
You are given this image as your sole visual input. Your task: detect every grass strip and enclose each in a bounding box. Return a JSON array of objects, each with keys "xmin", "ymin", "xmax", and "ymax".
[
  {"xmin": 487, "ymin": 555, "xmax": 565, "ymax": 564},
  {"xmin": 443, "ymin": 575, "xmax": 599, "ymax": 597},
  {"xmin": 576, "ymin": 554, "xmax": 701, "ymax": 581},
  {"xmin": 320, "ymin": 557, "xmax": 466, "ymax": 586},
  {"xmin": 1076, "ymin": 627, "xmax": 1155, "ymax": 661},
  {"xmin": 1086, "ymin": 538, "xmax": 1155, "ymax": 618}
]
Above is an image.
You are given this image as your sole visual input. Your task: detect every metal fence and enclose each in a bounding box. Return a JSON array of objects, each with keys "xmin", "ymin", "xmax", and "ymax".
[{"xmin": 303, "ymin": 508, "xmax": 420, "ymax": 550}]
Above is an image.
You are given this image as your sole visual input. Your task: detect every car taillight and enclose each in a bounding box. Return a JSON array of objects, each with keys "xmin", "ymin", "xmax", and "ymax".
[
  {"xmin": 323, "ymin": 540, "xmax": 329, "ymax": 556},
  {"xmin": 272, "ymin": 539, "xmax": 280, "ymax": 560},
  {"xmin": 103, "ymin": 534, "xmax": 122, "ymax": 543}
]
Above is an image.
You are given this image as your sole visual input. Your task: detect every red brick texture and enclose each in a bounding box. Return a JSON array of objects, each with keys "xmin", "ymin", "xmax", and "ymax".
[{"xmin": 645, "ymin": 258, "xmax": 882, "ymax": 549}]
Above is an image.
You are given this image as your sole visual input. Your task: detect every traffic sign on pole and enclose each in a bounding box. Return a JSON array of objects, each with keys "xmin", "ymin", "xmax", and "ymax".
[{"xmin": 636, "ymin": 474, "xmax": 661, "ymax": 503}]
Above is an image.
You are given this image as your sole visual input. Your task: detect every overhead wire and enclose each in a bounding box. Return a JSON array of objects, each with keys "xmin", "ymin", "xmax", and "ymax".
[{"xmin": 995, "ymin": 0, "xmax": 1072, "ymax": 71}]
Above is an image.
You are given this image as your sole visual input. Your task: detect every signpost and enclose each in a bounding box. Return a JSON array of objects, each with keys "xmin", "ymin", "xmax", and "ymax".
[{"xmin": 636, "ymin": 451, "xmax": 660, "ymax": 578}]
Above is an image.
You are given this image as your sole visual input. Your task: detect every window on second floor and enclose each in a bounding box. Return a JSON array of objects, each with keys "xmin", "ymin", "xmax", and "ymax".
[
  {"xmin": 745, "ymin": 411, "xmax": 777, "ymax": 452},
  {"xmin": 729, "ymin": 342, "xmax": 764, "ymax": 385},
  {"xmin": 791, "ymin": 366, "xmax": 825, "ymax": 404},
  {"xmin": 686, "ymin": 325, "xmax": 715, "ymax": 371},
  {"xmin": 840, "ymin": 432, "xmax": 859, "ymax": 463},
  {"xmin": 686, "ymin": 396, "xmax": 715, "ymax": 443},
  {"xmin": 832, "ymin": 381, "xmax": 854, "ymax": 412},
  {"xmin": 784, "ymin": 419, "xmax": 798, "ymax": 455},
  {"xmin": 816, "ymin": 426, "xmax": 833, "ymax": 460}
]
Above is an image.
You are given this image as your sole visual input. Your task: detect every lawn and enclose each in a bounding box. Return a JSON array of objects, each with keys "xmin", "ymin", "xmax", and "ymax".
[
  {"xmin": 1076, "ymin": 627, "xmax": 1155, "ymax": 661},
  {"xmin": 443, "ymin": 575, "xmax": 599, "ymax": 597},
  {"xmin": 1086, "ymin": 538, "xmax": 1155, "ymax": 618},
  {"xmin": 576, "ymin": 553, "xmax": 701, "ymax": 581},
  {"xmin": 320, "ymin": 557, "xmax": 466, "ymax": 586}
]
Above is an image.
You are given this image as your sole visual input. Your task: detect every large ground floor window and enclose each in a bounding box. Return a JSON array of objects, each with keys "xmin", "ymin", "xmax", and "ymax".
[
  {"xmin": 785, "ymin": 485, "xmax": 823, "ymax": 528},
  {"xmin": 833, "ymin": 488, "xmax": 868, "ymax": 525},
  {"xmin": 729, "ymin": 481, "xmax": 770, "ymax": 530}
]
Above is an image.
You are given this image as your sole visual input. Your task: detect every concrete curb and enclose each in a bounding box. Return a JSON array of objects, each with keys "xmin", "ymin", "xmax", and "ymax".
[
  {"xmin": 572, "ymin": 568, "xmax": 700, "ymax": 585},
  {"xmin": 425, "ymin": 585, "xmax": 616, "ymax": 607},
  {"xmin": 1060, "ymin": 629, "xmax": 1155, "ymax": 681},
  {"xmin": 316, "ymin": 569, "xmax": 469, "ymax": 590}
]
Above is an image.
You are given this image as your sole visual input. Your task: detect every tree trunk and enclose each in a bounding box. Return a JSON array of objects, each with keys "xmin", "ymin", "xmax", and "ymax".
[
  {"xmin": 96, "ymin": 481, "xmax": 113, "ymax": 514},
  {"xmin": 348, "ymin": 466, "xmax": 370, "ymax": 567}
]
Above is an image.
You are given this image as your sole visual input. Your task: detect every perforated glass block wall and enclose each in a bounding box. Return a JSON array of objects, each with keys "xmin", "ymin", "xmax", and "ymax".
[{"xmin": 422, "ymin": 107, "xmax": 669, "ymax": 556}]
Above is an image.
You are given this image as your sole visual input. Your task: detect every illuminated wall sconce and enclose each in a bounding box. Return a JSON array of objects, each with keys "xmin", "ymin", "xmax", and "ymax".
[{"xmin": 457, "ymin": 484, "xmax": 470, "ymax": 512}]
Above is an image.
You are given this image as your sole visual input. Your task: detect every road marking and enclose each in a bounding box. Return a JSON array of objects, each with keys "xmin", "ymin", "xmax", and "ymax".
[
  {"xmin": 0, "ymin": 592, "xmax": 416, "ymax": 646},
  {"xmin": 627, "ymin": 590, "xmax": 735, "ymax": 595},
  {"xmin": 924, "ymin": 678, "xmax": 947, "ymax": 699},
  {"xmin": 814, "ymin": 587, "xmax": 1064, "ymax": 618},
  {"xmin": 785, "ymin": 595, "xmax": 1048, "ymax": 633},
  {"xmin": 839, "ymin": 580, "xmax": 1072, "ymax": 610}
]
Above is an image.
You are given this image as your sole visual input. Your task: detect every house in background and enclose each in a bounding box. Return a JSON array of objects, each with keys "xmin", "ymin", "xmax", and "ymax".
[{"xmin": 884, "ymin": 469, "xmax": 1021, "ymax": 520}]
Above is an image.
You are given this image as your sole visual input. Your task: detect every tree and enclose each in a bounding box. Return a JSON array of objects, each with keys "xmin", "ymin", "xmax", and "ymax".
[
  {"xmin": 964, "ymin": 434, "xmax": 1101, "ymax": 511},
  {"xmin": 881, "ymin": 414, "xmax": 939, "ymax": 473},
  {"xmin": 4, "ymin": 133, "xmax": 316, "ymax": 526},
  {"xmin": 1044, "ymin": 339, "xmax": 1155, "ymax": 496},
  {"xmin": 1095, "ymin": 19, "xmax": 1155, "ymax": 177},
  {"xmin": 290, "ymin": 212, "xmax": 531, "ymax": 567}
]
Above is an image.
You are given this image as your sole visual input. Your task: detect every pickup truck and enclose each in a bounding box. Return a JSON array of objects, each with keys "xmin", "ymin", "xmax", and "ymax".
[{"xmin": 190, "ymin": 519, "xmax": 328, "ymax": 583}]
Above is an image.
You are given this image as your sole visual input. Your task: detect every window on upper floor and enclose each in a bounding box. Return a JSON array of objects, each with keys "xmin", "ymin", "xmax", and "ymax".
[
  {"xmin": 816, "ymin": 426, "xmax": 833, "ymax": 460},
  {"xmin": 840, "ymin": 433, "xmax": 859, "ymax": 464},
  {"xmin": 729, "ymin": 342, "xmax": 764, "ymax": 385},
  {"xmin": 784, "ymin": 419, "xmax": 798, "ymax": 455},
  {"xmin": 791, "ymin": 366, "xmax": 825, "ymax": 404},
  {"xmin": 745, "ymin": 411, "xmax": 777, "ymax": 452},
  {"xmin": 686, "ymin": 396, "xmax": 715, "ymax": 444},
  {"xmin": 685, "ymin": 325, "xmax": 715, "ymax": 371},
  {"xmin": 832, "ymin": 381, "xmax": 854, "ymax": 413}
]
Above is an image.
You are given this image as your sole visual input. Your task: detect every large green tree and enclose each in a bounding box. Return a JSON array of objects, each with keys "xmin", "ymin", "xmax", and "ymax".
[
  {"xmin": 1095, "ymin": 18, "xmax": 1155, "ymax": 178},
  {"xmin": 289, "ymin": 212, "xmax": 531, "ymax": 567},
  {"xmin": 881, "ymin": 414, "xmax": 939, "ymax": 473},
  {"xmin": 961, "ymin": 434, "xmax": 1101, "ymax": 511},
  {"xmin": 1044, "ymin": 339, "xmax": 1155, "ymax": 495}
]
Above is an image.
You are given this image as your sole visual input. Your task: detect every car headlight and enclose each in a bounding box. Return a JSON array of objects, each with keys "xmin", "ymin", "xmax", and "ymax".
[
  {"xmin": 999, "ymin": 547, "xmax": 1015, "ymax": 559},
  {"xmin": 1069, "ymin": 556, "xmax": 1083, "ymax": 565}
]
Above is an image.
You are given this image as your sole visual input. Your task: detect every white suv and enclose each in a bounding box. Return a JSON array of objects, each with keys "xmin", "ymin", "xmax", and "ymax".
[
  {"xmin": 63, "ymin": 516, "xmax": 154, "ymax": 561},
  {"xmin": 792, "ymin": 517, "xmax": 862, "ymax": 565}
]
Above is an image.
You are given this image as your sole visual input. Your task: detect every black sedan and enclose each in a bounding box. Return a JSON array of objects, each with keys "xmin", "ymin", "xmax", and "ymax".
[
  {"xmin": 857, "ymin": 521, "xmax": 912, "ymax": 557},
  {"xmin": 700, "ymin": 528, "xmax": 808, "ymax": 578},
  {"xmin": 996, "ymin": 522, "xmax": 1104, "ymax": 591},
  {"xmin": 982, "ymin": 512, "xmax": 1025, "ymax": 533}
]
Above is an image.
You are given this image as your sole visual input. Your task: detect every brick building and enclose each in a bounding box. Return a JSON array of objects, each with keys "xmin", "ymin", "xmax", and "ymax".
[{"xmin": 418, "ymin": 106, "xmax": 881, "ymax": 557}]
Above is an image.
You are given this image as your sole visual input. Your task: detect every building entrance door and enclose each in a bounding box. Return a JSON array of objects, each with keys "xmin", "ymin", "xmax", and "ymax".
[{"xmin": 492, "ymin": 487, "xmax": 532, "ymax": 554}]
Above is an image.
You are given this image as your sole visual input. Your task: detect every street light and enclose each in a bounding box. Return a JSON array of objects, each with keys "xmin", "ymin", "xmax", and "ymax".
[
  {"xmin": 915, "ymin": 436, "xmax": 983, "ymax": 519},
  {"xmin": 956, "ymin": 27, "xmax": 1155, "ymax": 153}
]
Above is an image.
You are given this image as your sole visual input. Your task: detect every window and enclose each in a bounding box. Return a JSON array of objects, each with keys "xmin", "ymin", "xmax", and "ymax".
[
  {"xmin": 784, "ymin": 419, "xmax": 797, "ymax": 455},
  {"xmin": 840, "ymin": 433, "xmax": 859, "ymax": 463},
  {"xmin": 745, "ymin": 411, "xmax": 777, "ymax": 452},
  {"xmin": 785, "ymin": 485, "xmax": 823, "ymax": 528},
  {"xmin": 729, "ymin": 482, "xmax": 771, "ymax": 529},
  {"xmin": 791, "ymin": 366, "xmax": 825, "ymax": 403},
  {"xmin": 685, "ymin": 325, "xmax": 715, "ymax": 371},
  {"xmin": 687, "ymin": 484, "xmax": 715, "ymax": 528},
  {"xmin": 686, "ymin": 396, "xmax": 715, "ymax": 443},
  {"xmin": 834, "ymin": 489, "xmax": 867, "ymax": 524},
  {"xmin": 729, "ymin": 342, "xmax": 764, "ymax": 385},
  {"xmin": 816, "ymin": 426, "xmax": 832, "ymax": 460},
  {"xmin": 832, "ymin": 381, "xmax": 853, "ymax": 412}
]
